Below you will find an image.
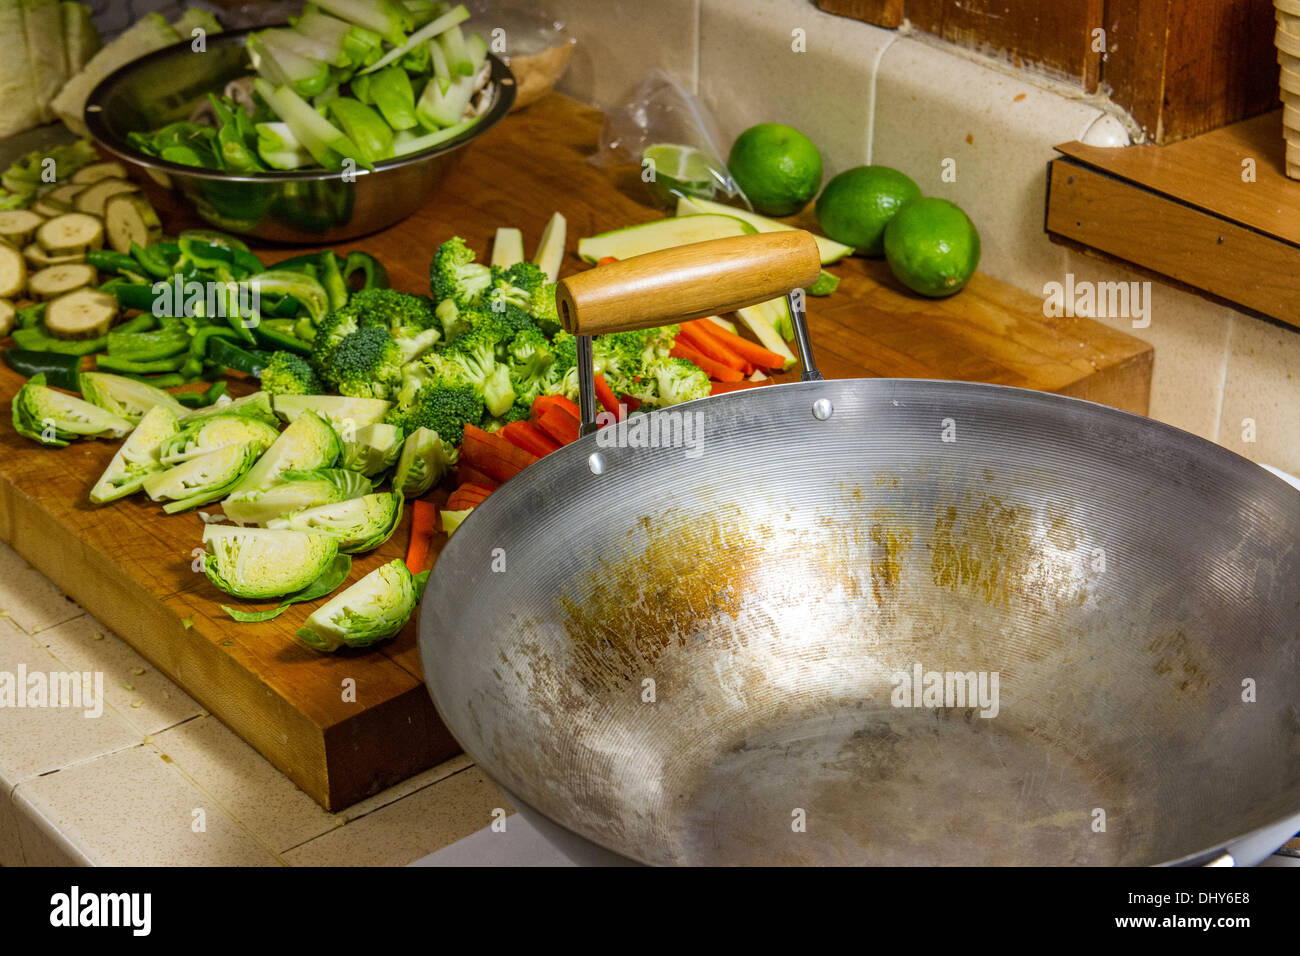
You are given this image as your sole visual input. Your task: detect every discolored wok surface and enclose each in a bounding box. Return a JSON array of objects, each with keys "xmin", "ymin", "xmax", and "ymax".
[{"xmin": 421, "ymin": 379, "xmax": 1300, "ymax": 865}]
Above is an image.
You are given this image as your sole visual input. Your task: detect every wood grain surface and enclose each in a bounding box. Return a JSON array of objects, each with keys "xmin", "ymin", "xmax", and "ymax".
[
  {"xmin": 0, "ymin": 94, "xmax": 1152, "ymax": 810},
  {"xmin": 1047, "ymin": 158, "xmax": 1300, "ymax": 328},
  {"xmin": 1058, "ymin": 110, "xmax": 1300, "ymax": 245}
]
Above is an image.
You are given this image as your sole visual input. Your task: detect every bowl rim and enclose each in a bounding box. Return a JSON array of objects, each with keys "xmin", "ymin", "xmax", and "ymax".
[{"xmin": 83, "ymin": 24, "xmax": 517, "ymax": 183}]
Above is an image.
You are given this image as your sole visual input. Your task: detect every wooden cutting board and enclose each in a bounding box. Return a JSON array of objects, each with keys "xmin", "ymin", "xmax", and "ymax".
[{"xmin": 0, "ymin": 93, "xmax": 1152, "ymax": 810}]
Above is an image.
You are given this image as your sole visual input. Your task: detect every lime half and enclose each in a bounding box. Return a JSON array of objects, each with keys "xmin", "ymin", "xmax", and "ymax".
[{"xmin": 642, "ymin": 143, "xmax": 717, "ymax": 206}]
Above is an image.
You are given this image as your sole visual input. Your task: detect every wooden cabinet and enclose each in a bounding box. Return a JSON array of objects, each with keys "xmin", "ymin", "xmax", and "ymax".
[{"xmin": 817, "ymin": 0, "xmax": 1279, "ymax": 143}]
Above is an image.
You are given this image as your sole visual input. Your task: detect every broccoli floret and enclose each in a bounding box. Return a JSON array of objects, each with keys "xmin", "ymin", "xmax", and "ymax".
[
  {"xmin": 260, "ymin": 351, "xmax": 323, "ymax": 396},
  {"xmin": 384, "ymin": 380, "xmax": 483, "ymax": 446},
  {"xmin": 310, "ymin": 305, "xmax": 362, "ymax": 373},
  {"xmin": 430, "ymin": 237, "xmax": 492, "ymax": 310},
  {"xmin": 505, "ymin": 326, "xmax": 555, "ymax": 407},
  {"xmin": 351, "ymin": 288, "xmax": 437, "ymax": 333},
  {"xmin": 541, "ymin": 330, "xmax": 580, "ymax": 401},
  {"xmin": 529, "ymin": 282, "xmax": 561, "ymax": 337},
  {"xmin": 323, "ymin": 327, "xmax": 404, "ymax": 400},
  {"xmin": 631, "ymin": 357, "xmax": 711, "ymax": 408},
  {"xmin": 439, "ymin": 327, "xmax": 516, "ymax": 417},
  {"xmin": 503, "ymin": 261, "xmax": 546, "ymax": 294},
  {"xmin": 393, "ymin": 326, "xmax": 441, "ymax": 363}
]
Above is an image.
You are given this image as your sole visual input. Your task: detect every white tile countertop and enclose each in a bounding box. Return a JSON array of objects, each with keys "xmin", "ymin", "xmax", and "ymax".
[
  {"xmin": 0, "ymin": 540, "xmax": 513, "ymax": 866},
  {"xmin": 1, "ymin": 529, "xmax": 1297, "ymax": 867}
]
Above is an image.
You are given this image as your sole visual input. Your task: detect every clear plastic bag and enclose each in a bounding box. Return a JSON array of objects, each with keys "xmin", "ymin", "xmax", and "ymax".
[{"xmin": 592, "ymin": 69, "xmax": 749, "ymax": 211}]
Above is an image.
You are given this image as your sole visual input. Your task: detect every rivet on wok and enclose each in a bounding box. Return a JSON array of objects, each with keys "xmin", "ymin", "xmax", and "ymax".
[
  {"xmin": 812, "ymin": 398, "xmax": 834, "ymax": 421},
  {"xmin": 587, "ymin": 452, "xmax": 607, "ymax": 475}
]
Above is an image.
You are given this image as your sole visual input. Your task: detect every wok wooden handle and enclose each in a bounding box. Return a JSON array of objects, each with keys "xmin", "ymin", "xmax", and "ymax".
[{"xmin": 556, "ymin": 231, "xmax": 823, "ymax": 335}]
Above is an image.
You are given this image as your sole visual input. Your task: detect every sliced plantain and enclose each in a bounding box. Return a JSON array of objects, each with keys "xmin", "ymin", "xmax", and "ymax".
[
  {"xmin": 104, "ymin": 194, "xmax": 162, "ymax": 255},
  {"xmin": 29, "ymin": 263, "xmax": 98, "ymax": 300},
  {"xmin": 44, "ymin": 287, "xmax": 117, "ymax": 339},
  {"xmin": 73, "ymin": 178, "xmax": 139, "ymax": 218},
  {"xmin": 0, "ymin": 209, "xmax": 46, "ymax": 247},
  {"xmin": 23, "ymin": 242, "xmax": 84, "ymax": 269},
  {"xmin": 36, "ymin": 212, "xmax": 104, "ymax": 255},
  {"xmin": 71, "ymin": 161, "xmax": 129, "ymax": 185},
  {"xmin": 0, "ymin": 242, "xmax": 27, "ymax": 298},
  {"xmin": 0, "ymin": 299, "xmax": 14, "ymax": 337}
]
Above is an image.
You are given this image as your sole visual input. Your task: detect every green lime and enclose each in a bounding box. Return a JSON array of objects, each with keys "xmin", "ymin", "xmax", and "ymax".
[
  {"xmin": 727, "ymin": 123, "xmax": 823, "ymax": 217},
  {"xmin": 883, "ymin": 197, "xmax": 981, "ymax": 298},
  {"xmin": 815, "ymin": 165, "xmax": 921, "ymax": 257},
  {"xmin": 642, "ymin": 143, "xmax": 716, "ymax": 206}
]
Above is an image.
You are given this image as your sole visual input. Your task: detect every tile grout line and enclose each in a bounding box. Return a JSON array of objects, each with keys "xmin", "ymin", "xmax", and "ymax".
[
  {"xmin": 692, "ymin": 0, "xmax": 701, "ymax": 95},
  {"xmin": 1210, "ymin": 314, "xmax": 1236, "ymax": 444},
  {"xmin": 146, "ymin": 734, "xmax": 293, "ymax": 865},
  {"xmin": 277, "ymin": 762, "xmax": 485, "ymax": 859},
  {"xmin": 865, "ymin": 31, "xmax": 900, "ymax": 166}
]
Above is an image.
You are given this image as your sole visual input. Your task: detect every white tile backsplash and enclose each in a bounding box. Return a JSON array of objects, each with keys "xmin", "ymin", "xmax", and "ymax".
[
  {"xmin": 699, "ymin": 0, "xmax": 896, "ymax": 178},
  {"xmin": 872, "ymin": 36, "xmax": 1104, "ymax": 295},
  {"xmin": 548, "ymin": 0, "xmax": 701, "ymax": 107}
]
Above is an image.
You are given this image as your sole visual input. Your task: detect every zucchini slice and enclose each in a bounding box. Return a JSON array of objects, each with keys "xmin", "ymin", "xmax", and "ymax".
[
  {"xmin": 0, "ymin": 299, "xmax": 14, "ymax": 338},
  {"xmin": 44, "ymin": 288, "xmax": 118, "ymax": 339},
  {"xmin": 71, "ymin": 161, "xmax": 129, "ymax": 185},
  {"xmin": 32, "ymin": 198, "xmax": 69, "ymax": 218},
  {"xmin": 0, "ymin": 210, "xmax": 47, "ymax": 247},
  {"xmin": 0, "ymin": 242, "xmax": 27, "ymax": 298},
  {"xmin": 73, "ymin": 178, "xmax": 139, "ymax": 218},
  {"xmin": 23, "ymin": 243, "xmax": 84, "ymax": 269},
  {"xmin": 29, "ymin": 263, "xmax": 98, "ymax": 300},
  {"xmin": 104, "ymin": 194, "xmax": 162, "ymax": 255},
  {"xmin": 36, "ymin": 213, "xmax": 105, "ymax": 255},
  {"xmin": 45, "ymin": 184, "xmax": 87, "ymax": 206}
]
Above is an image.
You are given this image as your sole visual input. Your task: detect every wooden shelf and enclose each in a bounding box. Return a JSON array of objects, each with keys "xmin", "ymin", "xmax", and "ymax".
[{"xmin": 1047, "ymin": 109, "xmax": 1300, "ymax": 327}]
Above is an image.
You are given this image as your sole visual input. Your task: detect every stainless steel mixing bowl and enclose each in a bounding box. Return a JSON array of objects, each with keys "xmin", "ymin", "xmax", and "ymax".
[{"xmin": 83, "ymin": 27, "xmax": 516, "ymax": 243}]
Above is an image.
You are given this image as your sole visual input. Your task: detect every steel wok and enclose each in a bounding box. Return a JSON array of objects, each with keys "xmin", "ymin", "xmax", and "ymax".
[{"xmin": 419, "ymin": 233, "xmax": 1300, "ymax": 865}]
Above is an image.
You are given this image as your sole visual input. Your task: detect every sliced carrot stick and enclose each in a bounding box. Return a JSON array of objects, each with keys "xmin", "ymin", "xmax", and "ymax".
[
  {"xmin": 622, "ymin": 395, "xmax": 641, "ymax": 412},
  {"xmin": 593, "ymin": 373, "xmax": 624, "ymax": 421},
  {"xmin": 406, "ymin": 499, "xmax": 438, "ymax": 573},
  {"xmin": 454, "ymin": 464, "xmax": 499, "ymax": 489},
  {"xmin": 596, "ymin": 256, "xmax": 619, "ymax": 266},
  {"xmin": 536, "ymin": 405, "xmax": 581, "ymax": 445},
  {"xmin": 531, "ymin": 393, "xmax": 581, "ymax": 422},
  {"xmin": 501, "ymin": 420, "xmax": 560, "ymax": 457},
  {"xmin": 677, "ymin": 322, "xmax": 753, "ymax": 375},
  {"xmin": 685, "ymin": 318, "xmax": 787, "ymax": 370},
  {"xmin": 670, "ymin": 341, "xmax": 744, "ymax": 382},
  {"xmin": 461, "ymin": 424, "xmax": 539, "ymax": 482},
  {"xmin": 710, "ymin": 379, "xmax": 774, "ymax": 395},
  {"xmin": 446, "ymin": 483, "xmax": 495, "ymax": 511}
]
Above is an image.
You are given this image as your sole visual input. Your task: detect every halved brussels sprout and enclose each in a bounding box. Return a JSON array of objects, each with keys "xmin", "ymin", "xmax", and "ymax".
[
  {"xmin": 203, "ymin": 525, "xmax": 340, "ymax": 600},
  {"xmin": 341, "ymin": 422, "xmax": 404, "ymax": 477},
  {"xmin": 159, "ymin": 413, "xmax": 280, "ymax": 465},
  {"xmin": 89, "ymin": 404, "xmax": 180, "ymax": 504},
  {"xmin": 296, "ymin": 558, "xmax": 419, "ymax": 652},
  {"xmin": 12, "ymin": 374, "xmax": 134, "ymax": 447},
  {"xmin": 142, "ymin": 443, "xmax": 261, "ymax": 513},
  {"xmin": 392, "ymin": 425, "xmax": 455, "ymax": 497},
  {"xmin": 226, "ymin": 409, "xmax": 341, "ymax": 497},
  {"xmin": 272, "ymin": 393, "xmax": 391, "ymax": 432},
  {"xmin": 267, "ymin": 492, "xmax": 403, "ymax": 553},
  {"xmin": 79, "ymin": 372, "xmax": 188, "ymax": 424},
  {"xmin": 222, "ymin": 467, "xmax": 372, "ymax": 526},
  {"xmin": 182, "ymin": 390, "xmax": 279, "ymax": 427}
]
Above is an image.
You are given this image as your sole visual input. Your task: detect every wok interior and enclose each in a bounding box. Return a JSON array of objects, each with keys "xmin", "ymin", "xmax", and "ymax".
[{"xmin": 422, "ymin": 381, "xmax": 1300, "ymax": 865}]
